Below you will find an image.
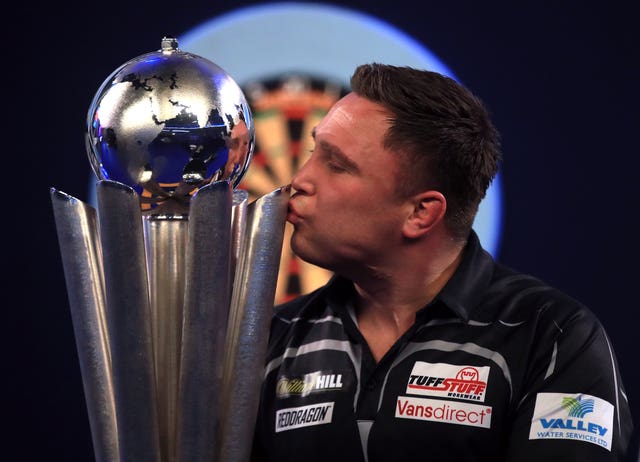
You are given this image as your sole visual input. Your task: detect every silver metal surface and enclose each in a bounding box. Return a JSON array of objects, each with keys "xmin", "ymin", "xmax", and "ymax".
[
  {"xmin": 231, "ymin": 189, "xmax": 249, "ymax": 283},
  {"xmin": 219, "ymin": 184, "xmax": 291, "ymax": 462},
  {"xmin": 86, "ymin": 36, "xmax": 254, "ymax": 207},
  {"xmin": 50, "ymin": 188, "xmax": 118, "ymax": 462},
  {"xmin": 96, "ymin": 180, "xmax": 161, "ymax": 461},
  {"xmin": 175, "ymin": 180, "xmax": 233, "ymax": 461},
  {"xmin": 143, "ymin": 213, "xmax": 188, "ymax": 461}
]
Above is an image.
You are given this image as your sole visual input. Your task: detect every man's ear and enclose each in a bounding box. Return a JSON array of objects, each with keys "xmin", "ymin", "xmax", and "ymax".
[{"xmin": 402, "ymin": 191, "xmax": 446, "ymax": 238}]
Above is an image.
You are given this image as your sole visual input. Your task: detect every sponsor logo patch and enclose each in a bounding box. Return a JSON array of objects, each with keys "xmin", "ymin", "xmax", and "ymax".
[
  {"xmin": 275, "ymin": 402, "xmax": 334, "ymax": 432},
  {"xmin": 396, "ymin": 396, "xmax": 492, "ymax": 428},
  {"xmin": 529, "ymin": 393, "xmax": 613, "ymax": 451},
  {"xmin": 276, "ymin": 371, "xmax": 344, "ymax": 398},
  {"xmin": 406, "ymin": 361, "xmax": 490, "ymax": 402}
]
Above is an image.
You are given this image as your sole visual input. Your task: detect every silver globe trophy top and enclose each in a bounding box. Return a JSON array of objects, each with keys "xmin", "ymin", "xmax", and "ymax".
[{"xmin": 86, "ymin": 36, "xmax": 254, "ymax": 213}]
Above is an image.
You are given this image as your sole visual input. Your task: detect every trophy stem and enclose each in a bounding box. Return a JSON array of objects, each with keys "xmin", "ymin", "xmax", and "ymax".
[
  {"xmin": 143, "ymin": 214, "xmax": 188, "ymax": 462},
  {"xmin": 50, "ymin": 188, "xmax": 119, "ymax": 462}
]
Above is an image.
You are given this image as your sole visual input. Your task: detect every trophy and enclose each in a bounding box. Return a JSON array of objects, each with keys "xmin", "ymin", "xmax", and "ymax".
[{"xmin": 50, "ymin": 36, "xmax": 289, "ymax": 461}]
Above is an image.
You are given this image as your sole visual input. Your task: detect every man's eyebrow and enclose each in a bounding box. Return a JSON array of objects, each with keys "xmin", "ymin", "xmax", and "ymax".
[{"xmin": 311, "ymin": 128, "xmax": 359, "ymax": 172}]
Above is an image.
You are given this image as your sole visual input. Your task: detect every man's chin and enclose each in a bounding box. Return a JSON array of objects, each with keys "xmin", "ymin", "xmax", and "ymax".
[{"xmin": 291, "ymin": 241, "xmax": 328, "ymax": 270}]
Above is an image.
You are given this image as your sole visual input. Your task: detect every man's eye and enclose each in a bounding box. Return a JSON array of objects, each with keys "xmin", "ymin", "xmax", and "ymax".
[{"xmin": 327, "ymin": 162, "xmax": 347, "ymax": 172}]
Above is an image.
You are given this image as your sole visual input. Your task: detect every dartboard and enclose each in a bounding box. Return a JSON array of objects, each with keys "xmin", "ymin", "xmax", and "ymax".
[{"xmin": 238, "ymin": 74, "xmax": 348, "ymax": 304}]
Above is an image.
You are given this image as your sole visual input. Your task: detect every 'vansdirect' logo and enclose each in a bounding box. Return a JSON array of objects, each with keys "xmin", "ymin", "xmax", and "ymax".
[{"xmin": 395, "ymin": 396, "xmax": 492, "ymax": 429}]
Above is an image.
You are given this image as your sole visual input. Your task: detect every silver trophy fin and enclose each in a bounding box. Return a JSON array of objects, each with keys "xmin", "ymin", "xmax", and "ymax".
[
  {"xmin": 175, "ymin": 180, "xmax": 233, "ymax": 461},
  {"xmin": 50, "ymin": 188, "xmax": 119, "ymax": 462},
  {"xmin": 218, "ymin": 184, "xmax": 291, "ymax": 462},
  {"xmin": 97, "ymin": 179, "xmax": 162, "ymax": 462}
]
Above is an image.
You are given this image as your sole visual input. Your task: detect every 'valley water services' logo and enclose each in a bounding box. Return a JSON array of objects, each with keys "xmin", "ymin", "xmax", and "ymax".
[{"xmin": 529, "ymin": 392, "xmax": 614, "ymax": 451}]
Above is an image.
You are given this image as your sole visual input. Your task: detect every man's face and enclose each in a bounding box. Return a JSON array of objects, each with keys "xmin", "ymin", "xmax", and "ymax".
[
  {"xmin": 287, "ymin": 92, "xmax": 412, "ymax": 275},
  {"xmin": 224, "ymin": 119, "xmax": 250, "ymax": 179}
]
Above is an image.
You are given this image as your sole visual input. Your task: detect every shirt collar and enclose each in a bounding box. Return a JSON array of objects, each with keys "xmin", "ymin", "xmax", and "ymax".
[
  {"xmin": 431, "ymin": 230, "xmax": 495, "ymax": 322},
  {"xmin": 321, "ymin": 230, "xmax": 495, "ymax": 323}
]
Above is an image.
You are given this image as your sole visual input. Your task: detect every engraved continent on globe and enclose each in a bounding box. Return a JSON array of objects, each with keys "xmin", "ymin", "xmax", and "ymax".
[{"xmin": 86, "ymin": 36, "xmax": 254, "ymax": 211}]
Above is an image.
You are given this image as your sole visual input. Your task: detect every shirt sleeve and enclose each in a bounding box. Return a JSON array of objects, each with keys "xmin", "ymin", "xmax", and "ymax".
[{"xmin": 504, "ymin": 303, "xmax": 634, "ymax": 461}]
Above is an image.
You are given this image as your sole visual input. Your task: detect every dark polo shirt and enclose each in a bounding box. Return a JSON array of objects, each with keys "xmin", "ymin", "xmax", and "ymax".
[{"xmin": 251, "ymin": 231, "xmax": 634, "ymax": 461}]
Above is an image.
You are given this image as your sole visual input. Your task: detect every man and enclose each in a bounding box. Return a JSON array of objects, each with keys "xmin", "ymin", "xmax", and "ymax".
[{"xmin": 251, "ymin": 63, "xmax": 634, "ymax": 461}]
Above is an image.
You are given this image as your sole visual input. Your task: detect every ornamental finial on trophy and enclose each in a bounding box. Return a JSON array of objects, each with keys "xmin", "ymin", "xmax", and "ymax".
[{"xmin": 51, "ymin": 36, "xmax": 289, "ymax": 462}]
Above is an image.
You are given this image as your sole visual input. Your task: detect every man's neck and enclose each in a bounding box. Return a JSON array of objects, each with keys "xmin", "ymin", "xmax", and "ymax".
[{"xmin": 351, "ymin": 237, "xmax": 465, "ymax": 362}]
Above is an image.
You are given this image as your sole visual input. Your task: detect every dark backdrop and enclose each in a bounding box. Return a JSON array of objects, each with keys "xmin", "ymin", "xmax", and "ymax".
[{"xmin": 9, "ymin": 1, "xmax": 639, "ymax": 459}]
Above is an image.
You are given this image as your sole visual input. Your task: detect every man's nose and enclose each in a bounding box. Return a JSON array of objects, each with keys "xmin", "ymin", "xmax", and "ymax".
[{"xmin": 290, "ymin": 158, "xmax": 313, "ymax": 194}]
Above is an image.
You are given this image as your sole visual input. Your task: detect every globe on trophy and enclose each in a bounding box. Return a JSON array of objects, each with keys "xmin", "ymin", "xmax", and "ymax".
[{"xmin": 50, "ymin": 36, "xmax": 289, "ymax": 462}]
